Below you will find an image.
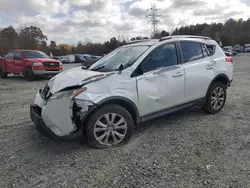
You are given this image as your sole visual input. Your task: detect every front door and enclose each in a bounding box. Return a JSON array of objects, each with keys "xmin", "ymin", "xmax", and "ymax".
[
  {"xmin": 135, "ymin": 42, "xmax": 185, "ymax": 117},
  {"xmin": 13, "ymin": 51, "xmax": 24, "ymax": 74}
]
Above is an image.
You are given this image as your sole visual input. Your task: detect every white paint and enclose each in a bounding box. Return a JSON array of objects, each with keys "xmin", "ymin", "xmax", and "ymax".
[
  {"xmin": 136, "ymin": 65, "xmax": 185, "ymax": 116},
  {"xmin": 48, "ymin": 66, "xmax": 112, "ymax": 94},
  {"xmin": 182, "ymin": 57, "xmax": 216, "ymax": 102},
  {"xmin": 41, "ymin": 97, "xmax": 76, "ymax": 137},
  {"xmin": 34, "ymin": 90, "xmax": 45, "ymax": 108},
  {"xmin": 33, "ymin": 37, "xmax": 233, "ymax": 137}
]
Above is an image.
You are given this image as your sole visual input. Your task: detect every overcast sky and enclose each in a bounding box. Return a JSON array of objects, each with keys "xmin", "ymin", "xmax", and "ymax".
[{"xmin": 1, "ymin": 0, "xmax": 250, "ymax": 44}]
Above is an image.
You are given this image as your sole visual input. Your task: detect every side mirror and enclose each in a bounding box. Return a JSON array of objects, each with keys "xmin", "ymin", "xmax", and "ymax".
[
  {"xmin": 131, "ymin": 65, "xmax": 143, "ymax": 77},
  {"xmin": 117, "ymin": 64, "xmax": 124, "ymax": 74}
]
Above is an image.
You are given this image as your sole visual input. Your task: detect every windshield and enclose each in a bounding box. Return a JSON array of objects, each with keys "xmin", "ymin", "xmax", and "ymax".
[
  {"xmin": 89, "ymin": 45, "xmax": 149, "ymax": 72},
  {"xmin": 22, "ymin": 51, "xmax": 49, "ymax": 59}
]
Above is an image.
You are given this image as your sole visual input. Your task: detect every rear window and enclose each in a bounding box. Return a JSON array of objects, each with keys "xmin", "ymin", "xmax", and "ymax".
[{"xmin": 206, "ymin": 45, "xmax": 216, "ymax": 56}]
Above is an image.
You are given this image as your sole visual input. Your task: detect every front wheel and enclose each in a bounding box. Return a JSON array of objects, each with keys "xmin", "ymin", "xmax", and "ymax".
[
  {"xmin": 84, "ymin": 104, "xmax": 134, "ymax": 149},
  {"xmin": 0, "ymin": 67, "xmax": 8, "ymax": 78},
  {"xmin": 24, "ymin": 67, "xmax": 35, "ymax": 81},
  {"xmin": 203, "ymin": 82, "xmax": 227, "ymax": 114}
]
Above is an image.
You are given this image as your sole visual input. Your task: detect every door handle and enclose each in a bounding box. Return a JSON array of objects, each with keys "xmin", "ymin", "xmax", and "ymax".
[{"xmin": 172, "ymin": 72, "xmax": 183, "ymax": 78}]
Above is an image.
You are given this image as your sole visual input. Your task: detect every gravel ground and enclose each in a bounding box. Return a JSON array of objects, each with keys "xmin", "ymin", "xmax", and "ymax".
[{"xmin": 0, "ymin": 54, "xmax": 250, "ymax": 188}]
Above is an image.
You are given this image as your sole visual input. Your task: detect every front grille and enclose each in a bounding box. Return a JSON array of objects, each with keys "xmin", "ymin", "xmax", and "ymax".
[{"xmin": 44, "ymin": 62, "xmax": 59, "ymax": 67}]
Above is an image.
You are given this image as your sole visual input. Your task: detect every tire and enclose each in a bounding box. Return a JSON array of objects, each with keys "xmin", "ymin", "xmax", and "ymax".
[
  {"xmin": 0, "ymin": 67, "xmax": 8, "ymax": 78},
  {"xmin": 24, "ymin": 67, "xmax": 35, "ymax": 81},
  {"xmin": 84, "ymin": 104, "xmax": 134, "ymax": 149},
  {"xmin": 203, "ymin": 82, "xmax": 227, "ymax": 114}
]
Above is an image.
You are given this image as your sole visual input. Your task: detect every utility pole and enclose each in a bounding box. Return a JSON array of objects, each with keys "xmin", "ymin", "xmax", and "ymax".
[{"xmin": 146, "ymin": 3, "xmax": 161, "ymax": 37}]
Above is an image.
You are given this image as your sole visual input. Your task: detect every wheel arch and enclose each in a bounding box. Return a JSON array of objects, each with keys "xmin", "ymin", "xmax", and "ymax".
[
  {"xmin": 78, "ymin": 97, "xmax": 140, "ymax": 136},
  {"xmin": 96, "ymin": 97, "xmax": 141, "ymax": 125},
  {"xmin": 24, "ymin": 65, "xmax": 32, "ymax": 74},
  {"xmin": 25, "ymin": 65, "xmax": 32, "ymax": 69},
  {"xmin": 205, "ymin": 74, "xmax": 230, "ymax": 98},
  {"xmin": 0, "ymin": 63, "xmax": 7, "ymax": 72}
]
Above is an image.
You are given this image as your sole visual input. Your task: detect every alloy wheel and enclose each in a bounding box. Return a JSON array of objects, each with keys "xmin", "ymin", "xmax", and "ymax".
[
  {"xmin": 211, "ymin": 86, "xmax": 225, "ymax": 110},
  {"xmin": 93, "ymin": 113, "xmax": 128, "ymax": 146}
]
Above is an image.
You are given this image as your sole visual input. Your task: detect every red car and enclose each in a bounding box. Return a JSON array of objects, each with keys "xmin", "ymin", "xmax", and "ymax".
[{"xmin": 0, "ymin": 50, "xmax": 63, "ymax": 80}]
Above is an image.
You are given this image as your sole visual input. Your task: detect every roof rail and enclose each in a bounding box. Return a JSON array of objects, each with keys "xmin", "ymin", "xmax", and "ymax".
[
  {"xmin": 159, "ymin": 35, "xmax": 212, "ymax": 42},
  {"xmin": 127, "ymin": 39, "xmax": 151, "ymax": 44}
]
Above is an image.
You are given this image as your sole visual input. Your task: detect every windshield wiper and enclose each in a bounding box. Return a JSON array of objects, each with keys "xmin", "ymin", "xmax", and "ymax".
[
  {"xmin": 91, "ymin": 65, "xmax": 105, "ymax": 71},
  {"xmin": 117, "ymin": 64, "xmax": 124, "ymax": 71}
]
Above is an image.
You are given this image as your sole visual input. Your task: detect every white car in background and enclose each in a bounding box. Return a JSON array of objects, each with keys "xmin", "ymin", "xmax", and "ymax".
[
  {"xmin": 30, "ymin": 35, "xmax": 233, "ymax": 149},
  {"xmin": 245, "ymin": 47, "xmax": 250, "ymax": 52},
  {"xmin": 53, "ymin": 56, "xmax": 67, "ymax": 63}
]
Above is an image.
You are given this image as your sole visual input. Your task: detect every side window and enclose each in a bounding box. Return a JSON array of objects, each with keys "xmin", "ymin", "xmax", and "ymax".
[
  {"xmin": 140, "ymin": 43, "xmax": 178, "ymax": 73},
  {"xmin": 14, "ymin": 52, "xmax": 21, "ymax": 60},
  {"xmin": 206, "ymin": 45, "xmax": 216, "ymax": 56},
  {"xmin": 180, "ymin": 41, "xmax": 203, "ymax": 63},
  {"xmin": 201, "ymin": 44, "xmax": 209, "ymax": 57},
  {"xmin": 7, "ymin": 52, "xmax": 15, "ymax": 59}
]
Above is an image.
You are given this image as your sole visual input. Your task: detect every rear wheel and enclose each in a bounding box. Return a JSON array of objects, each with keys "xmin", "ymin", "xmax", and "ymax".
[
  {"xmin": 203, "ymin": 82, "xmax": 227, "ymax": 114},
  {"xmin": 84, "ymin": 104, "xmax": 134, "ymax": 149},
  {"xmin": 24, "ymin": 67, "xmax": 35, "ymax": 81},
  {"xmin": 0, "ymin": 67, "xmax": 8, "ymax": 78}
]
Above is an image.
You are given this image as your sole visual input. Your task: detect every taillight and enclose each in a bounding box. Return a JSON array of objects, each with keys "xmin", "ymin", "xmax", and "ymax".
[{"xmin": 226, "ymin": 56, "xmax": 233, "ymax": 63}]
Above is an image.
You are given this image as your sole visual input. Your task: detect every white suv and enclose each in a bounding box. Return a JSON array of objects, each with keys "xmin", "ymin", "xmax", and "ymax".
[{"xmin": 30, "ymin": 35, "xmax": 233, "ymax": 148}]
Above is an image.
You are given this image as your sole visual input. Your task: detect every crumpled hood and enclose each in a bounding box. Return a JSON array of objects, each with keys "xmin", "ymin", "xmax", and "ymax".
[{"xmin": 48, "ymin": 66, "xmax": 113, "ymax": 94}]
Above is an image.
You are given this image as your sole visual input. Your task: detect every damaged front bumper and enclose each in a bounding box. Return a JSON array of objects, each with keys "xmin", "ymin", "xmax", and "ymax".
[
  {"xmin": 30, "ymin": 89, "xmax": 95, "ymax": 139},
  {"xmin": 30, "ymin": 105, "xmax": 61, "ymax": 140}
]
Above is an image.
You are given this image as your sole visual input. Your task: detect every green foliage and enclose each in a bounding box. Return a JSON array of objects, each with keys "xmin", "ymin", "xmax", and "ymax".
[
  {"xmin": 171, "ymin": 18, "xmax": 250, "ymax": 46},
  {"xmin": 19, "ymin": 26, "xmax": 47, "ymax": 49},
  {"xmin": 0, "ymin": 26, "xmax": 19, "ymax": 55}
]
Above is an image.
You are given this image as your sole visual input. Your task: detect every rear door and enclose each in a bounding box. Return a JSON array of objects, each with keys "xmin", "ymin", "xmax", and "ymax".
[
  {"xmin": 5, "ymin": 51, "xmax": 15, "ymax": 73},
  {"xmin": 13, "ymin": 51, "xmax": 24, "ymax": 73},
  {"xmin": 179, "ymin": 41, "xmax": 216, "ymax": 102}
]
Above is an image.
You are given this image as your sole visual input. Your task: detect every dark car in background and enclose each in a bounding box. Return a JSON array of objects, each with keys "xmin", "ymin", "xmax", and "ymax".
[
  {"xmin": 75, "ymin": 54, "xmax": 90, "ymax": 64},
  {"xmin": 84, "ymin": 55, "xmax": 102, "ymax": 68}
]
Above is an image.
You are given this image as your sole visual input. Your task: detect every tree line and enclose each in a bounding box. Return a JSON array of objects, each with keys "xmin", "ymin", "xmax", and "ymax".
[{"xmin": 1, "ymin": 18, "xmax": 250, "ymax": 56}]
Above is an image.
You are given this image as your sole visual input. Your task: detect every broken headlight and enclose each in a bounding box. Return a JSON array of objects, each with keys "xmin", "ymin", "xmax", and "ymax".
[
  {"xmin": 49, "ymin": 88, "xmax": 87, "ymax": 100},
  {"xmin": 74, "ymin": 99, "xmax": 95, "ymax": 120}
]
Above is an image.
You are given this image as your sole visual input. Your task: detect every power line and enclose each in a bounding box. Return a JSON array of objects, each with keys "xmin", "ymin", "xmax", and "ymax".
[{"xmin": 146, "ymin": 3, "xmax": 161, "ymax": 36}]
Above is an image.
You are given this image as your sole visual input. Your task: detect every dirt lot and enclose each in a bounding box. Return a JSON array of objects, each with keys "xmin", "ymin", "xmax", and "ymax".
[{"xmin": 0, "ymin": 54, "xmax": 250, "ymax": 188}]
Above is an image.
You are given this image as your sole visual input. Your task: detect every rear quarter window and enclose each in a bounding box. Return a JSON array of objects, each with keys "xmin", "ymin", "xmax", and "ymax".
[{"xmin": 206, "ymin": 45, "xmax": 216, "ymax": 56}]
